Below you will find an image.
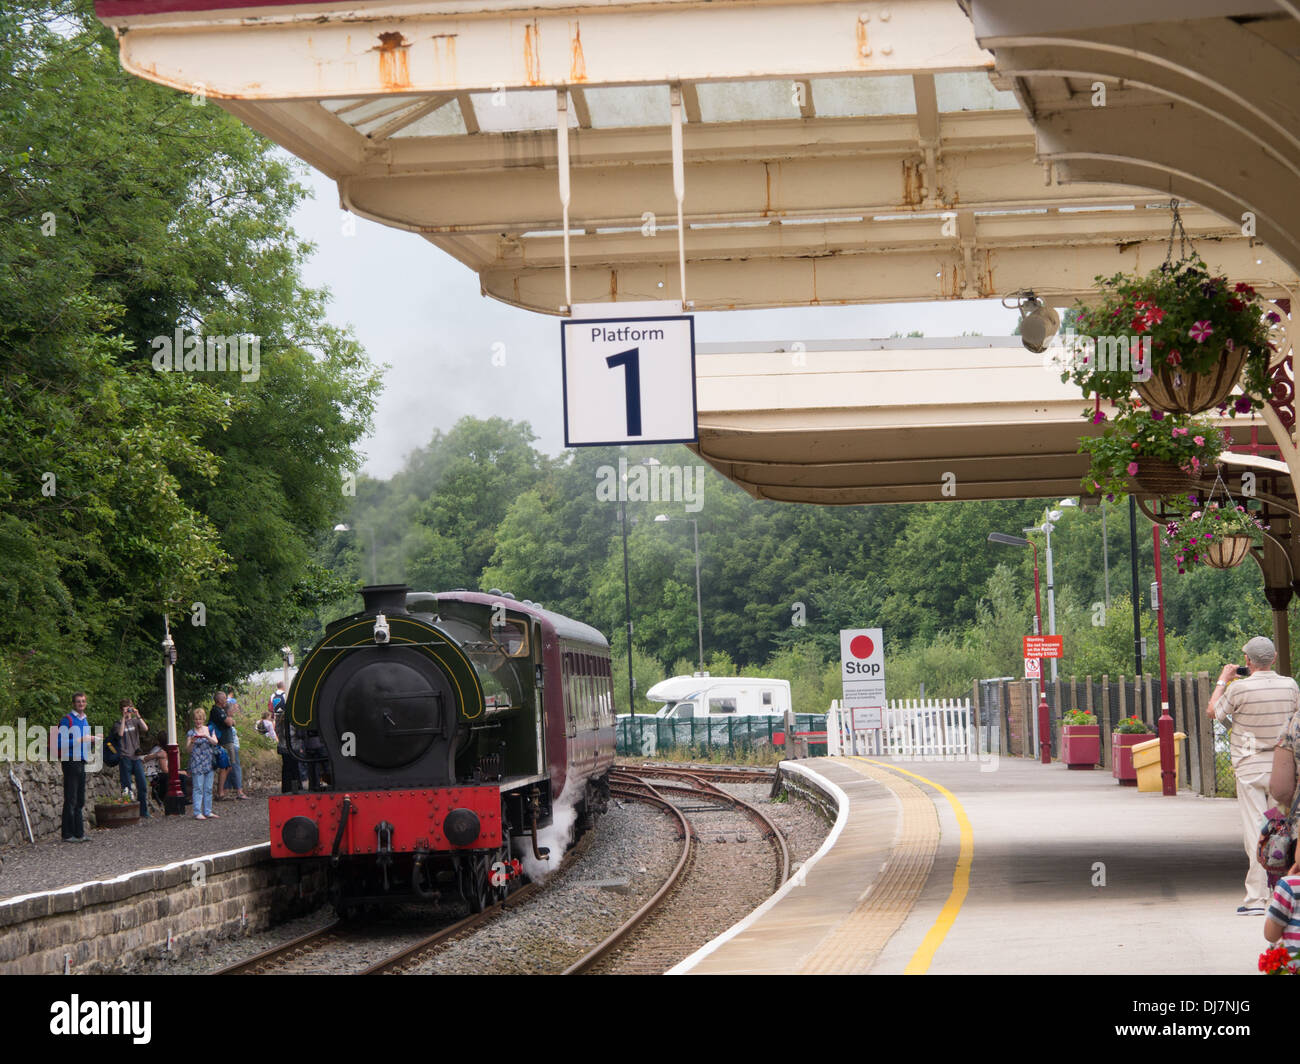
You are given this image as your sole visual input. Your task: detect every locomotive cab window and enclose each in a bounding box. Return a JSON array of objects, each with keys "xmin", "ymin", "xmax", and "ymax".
[{"xmin": 491, "ymin": 618, "xmax": 529, "ymax": 658}]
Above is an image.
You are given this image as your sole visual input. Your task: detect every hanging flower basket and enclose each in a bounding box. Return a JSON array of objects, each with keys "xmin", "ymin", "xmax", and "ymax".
[
  {"xmin": 1079, "ymin": 406, "xmax": 1226, "ymax": 501},
  {"xmin": 1163, "ymin": 499, "xmax": 1267, "ymax": 574},
  {"xmin": 1202, "ymin": 534, "xmax": 1254, "ymax": 570},
  {"xmin": 1061, "ymin": 254, "xmax": 1277, "ymax": 417},
  {"xmin": 1133, "ymin": 343, "xmax": 1247, "ymax": 416},
  {"xmin": 1127, "ymin": 457, "xmax": 1212, "ymax": 497}
]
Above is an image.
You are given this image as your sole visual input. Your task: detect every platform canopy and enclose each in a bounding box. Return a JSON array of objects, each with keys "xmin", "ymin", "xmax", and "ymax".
[
  {"xmin": 93, "ymin": 0, "xmax": 1296, "ymax": 314},
  {"xmin": 690, "ymin": 337, "xmax": 1282, "ymax": 505}
]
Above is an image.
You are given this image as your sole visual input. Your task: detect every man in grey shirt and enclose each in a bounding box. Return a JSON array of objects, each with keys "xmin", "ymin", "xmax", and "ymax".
[{"xmin": 1206, "ymin": 636, "xmax": 1299, "ymax": 914}]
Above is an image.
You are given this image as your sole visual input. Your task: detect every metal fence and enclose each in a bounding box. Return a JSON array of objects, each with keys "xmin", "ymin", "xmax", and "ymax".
[
  {"xmin": 827, "ymin": 698, "xmax": 981, "ymax": 759},
  {"xmin": 616, "ymin": 713, "xmax": 826, "ymax": 757},
  {"xmin": 972, "ymin": 672, "xmax": 1227, "ymax": 797}
]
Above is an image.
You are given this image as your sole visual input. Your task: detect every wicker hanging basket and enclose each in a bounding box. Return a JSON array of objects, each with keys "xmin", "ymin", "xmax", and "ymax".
[
  {"xmin": 1128, "ymin": 458, "xmax": 1211, "ymax": 499},
  {"xmin": 1202, "ymin": 534, "xmax": 1254, "ymax": 569},
  {"xmin": 1133, "ymin": 345, "xmax": 1246, "ymax": 415}
]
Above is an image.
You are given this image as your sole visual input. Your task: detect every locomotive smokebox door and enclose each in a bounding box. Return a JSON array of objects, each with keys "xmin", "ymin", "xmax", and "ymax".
[{"xmin": 317, "ymin": 647, "xmax": 458, "ymax": 790}]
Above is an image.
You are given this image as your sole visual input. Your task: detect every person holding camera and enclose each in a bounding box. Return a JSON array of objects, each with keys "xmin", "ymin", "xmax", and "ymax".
[
  {"xmin": 1206, "ymin": 636, "xmax": 1300, "ymax": 914},
  {"xmin": 112, "ymin": 698, "xmax": 151, "ymax": 819}
]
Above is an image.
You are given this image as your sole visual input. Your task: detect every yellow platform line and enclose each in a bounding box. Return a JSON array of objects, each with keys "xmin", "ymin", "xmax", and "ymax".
[
  {"xmin": 795, "ymin": 757, "xmax": 939, "ymax": 974},
  {"xmin": 857, "ymin": 758, "xmax": 974, "ymax": 975}
]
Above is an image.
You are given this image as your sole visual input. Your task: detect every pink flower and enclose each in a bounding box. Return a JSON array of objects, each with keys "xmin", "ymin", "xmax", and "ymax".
[
  {"xmin": 1193, "ymin": 436, "xmax": 1205, "ymax": 446},
  {"xmin": 1172, "ymin": 427, "xmax": 1188, "ymax": 437},
  {"xmin": 1127, "ymin": 461, "xmax": 1139, "ymax": 476},
  {"xmin": 1092, "ymin": 410, "xmax": 1107, "ymax": 424},
  {"xmin": 1190, "ymin": 320, "xmax": 1214, "ymax": 342}
]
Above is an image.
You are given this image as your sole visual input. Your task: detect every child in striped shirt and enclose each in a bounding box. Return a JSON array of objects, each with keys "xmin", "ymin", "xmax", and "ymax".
[{"xmin": 1264, "ymin": 875, "xmax": 1300, "ymax": 968}]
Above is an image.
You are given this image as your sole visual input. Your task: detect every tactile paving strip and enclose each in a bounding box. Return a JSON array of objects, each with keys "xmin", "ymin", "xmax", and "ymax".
[{"xmin": 796, "ymin": 757, "xmax": 939, "ymax": 974}]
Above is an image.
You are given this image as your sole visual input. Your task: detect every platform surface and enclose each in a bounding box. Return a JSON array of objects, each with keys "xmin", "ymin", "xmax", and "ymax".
[{"xmin": 676, "ymin": 755, "xmax": 1260, "ymax": 975}]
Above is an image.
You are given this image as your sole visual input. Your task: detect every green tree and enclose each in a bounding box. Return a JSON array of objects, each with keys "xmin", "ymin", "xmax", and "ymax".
[{"xmin": 0, "ymin": 1, "xmax": 380, "ymax": 722}]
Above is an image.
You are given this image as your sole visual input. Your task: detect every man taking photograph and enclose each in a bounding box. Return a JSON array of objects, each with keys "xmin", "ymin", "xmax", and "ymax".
[{"xmin": 1206, "ymin": 636, "xmax": 1300, "ymax": 914}]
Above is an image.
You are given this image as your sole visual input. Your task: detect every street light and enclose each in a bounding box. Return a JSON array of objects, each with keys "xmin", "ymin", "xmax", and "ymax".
[
  {"xmin": 619, "ymin": 457, "xmax": 660, "ymax": 718},
  {"xmin": 1024, "ymin": 500, "xmax": 1080, "ymax": 685},
  {"xmin": 654, "ymin": 514, "xmax": 705, "ymax": 673},
  {"xmin": 334, "ymin": 523, "xmax": 378, "ymax": 585},
  {"xmin": 988, "ymin": 530, "xmax": 1045, "ymax": 761}
]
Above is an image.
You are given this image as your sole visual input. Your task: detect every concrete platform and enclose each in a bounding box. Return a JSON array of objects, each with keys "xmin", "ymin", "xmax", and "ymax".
[{"xmin": 674, "ymin": 755, "xmax": 1266, "ymax": 975}]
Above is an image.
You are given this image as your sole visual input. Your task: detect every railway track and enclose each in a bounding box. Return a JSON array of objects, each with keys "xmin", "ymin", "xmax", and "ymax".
[
  {"xmin": 615, "ymin": 762, "xmax": 777, "ymax": 786},
  {"xmin": 217, "ymin": 830, "xmax": 597, "ymax": 976},
  {"xmin": 565, "ymin": 768, "xmax": 789, "ymax": 975}
]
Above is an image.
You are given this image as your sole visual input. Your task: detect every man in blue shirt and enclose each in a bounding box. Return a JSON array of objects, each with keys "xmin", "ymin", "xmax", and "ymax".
[{"xmin": 59, "ymin": 692, "xmax": 95, "ymax": 842}]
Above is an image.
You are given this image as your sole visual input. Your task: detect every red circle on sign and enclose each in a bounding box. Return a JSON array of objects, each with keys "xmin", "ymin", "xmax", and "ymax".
[{"xmin": 849, "ymin": 635, "xmax": 874, "ymax": 658}]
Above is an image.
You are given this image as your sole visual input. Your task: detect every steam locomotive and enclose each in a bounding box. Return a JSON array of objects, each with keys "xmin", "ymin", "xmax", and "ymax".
[{"xmin": 269, "ymin": 585, "xmax": 616, "ymax": 914}]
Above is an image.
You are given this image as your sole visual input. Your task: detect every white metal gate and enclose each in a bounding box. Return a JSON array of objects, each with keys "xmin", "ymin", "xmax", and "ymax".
[{"xmin": 827, "ymin": 698, "xmax": 974, "ymax": 759}]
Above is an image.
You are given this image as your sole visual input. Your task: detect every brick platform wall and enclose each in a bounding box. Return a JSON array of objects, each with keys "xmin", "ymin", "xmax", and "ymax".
[{"xmin": 0, "ymin": 844, "xmax": 328, "ymax": 974}]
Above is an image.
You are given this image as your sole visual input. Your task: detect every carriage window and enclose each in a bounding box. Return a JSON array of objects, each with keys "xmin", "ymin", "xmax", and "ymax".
[{"xmin": 708, "ymin": 697, "xmax": 738, "ymax": 714}]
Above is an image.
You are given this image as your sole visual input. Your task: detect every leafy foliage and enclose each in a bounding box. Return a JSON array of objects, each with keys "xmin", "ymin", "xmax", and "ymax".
[{"xmin": 0, "ymin": 1, "xmax": 379, "ymax": 725}]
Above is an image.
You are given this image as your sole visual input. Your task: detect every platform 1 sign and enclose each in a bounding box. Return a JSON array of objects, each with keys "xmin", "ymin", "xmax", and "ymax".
[
  {"xmin": 1023, "ymin": 635, "xmax": 1064, "ymax": 659},
  {"xmin": 561, "ymin": 314, "xmax": 697, "ymax": 446},
  {"xmin": 841, "ymin": 627, "xmax": 885, "ymax": 712}
]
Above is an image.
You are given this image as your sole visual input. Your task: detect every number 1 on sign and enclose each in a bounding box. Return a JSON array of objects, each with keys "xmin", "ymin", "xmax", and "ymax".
[{"xmin": 605, "ymin": 347, "xmax": 642, "ymax": 436}]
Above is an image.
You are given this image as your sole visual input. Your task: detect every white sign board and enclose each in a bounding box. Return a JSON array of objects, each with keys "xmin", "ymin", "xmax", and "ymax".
[
  {"xmin": 851, "ymin": 706, "xmax": 882, "ymax": 731},
  {"xmin": 1024, "ymin": 657, "xmax": 1041, "ymax": 680},
  {"xmin": 841, "ymin": 627, "xmax": 885, "ymax": 711},
  {"xmin": 561, "ymin": 315, "xmax": 697, "ymax": 446}
]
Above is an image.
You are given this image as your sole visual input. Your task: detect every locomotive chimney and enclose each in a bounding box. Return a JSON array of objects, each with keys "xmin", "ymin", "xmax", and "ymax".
[{"xmin": 361, "ymin": 584, "xmax": 411, "ymax": 616}]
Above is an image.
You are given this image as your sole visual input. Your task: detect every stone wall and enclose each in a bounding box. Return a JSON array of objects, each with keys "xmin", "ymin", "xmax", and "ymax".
[
  {"xmin": 0, "ymin": 843, "xmax": 328, "ymax": 974},
  {"xmin": 0, "ymin": 760, "xmax": 131, "ymax": 849}
]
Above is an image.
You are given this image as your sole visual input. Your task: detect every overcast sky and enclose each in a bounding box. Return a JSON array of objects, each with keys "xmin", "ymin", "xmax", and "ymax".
[{"xmin": 289, "ymin": 163, "xmax": 1016, "ymax": 479}]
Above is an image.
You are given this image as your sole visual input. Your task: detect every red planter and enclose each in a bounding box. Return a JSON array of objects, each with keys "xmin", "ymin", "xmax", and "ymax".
[
  {"xmin": 1112, "ymin": 732, "xmax": 1151, "ymax": 785},
  {"xmin": 1061, "ymin": 724, "xmax": 1100, "ymax": 769}
]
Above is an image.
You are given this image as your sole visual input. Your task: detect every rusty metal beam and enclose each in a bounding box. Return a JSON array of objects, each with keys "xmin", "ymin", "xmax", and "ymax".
[{"xmin": 100, "ymin": 0, "xmax": 992, "ymax": 101}]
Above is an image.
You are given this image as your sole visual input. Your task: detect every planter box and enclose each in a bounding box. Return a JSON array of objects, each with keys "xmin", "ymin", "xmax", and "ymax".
[
  {"xmin": 1112, "ymin": 732, "xmax": 1150, "ymax": 784},
  {"xmin": 1133, "ymin": 733, "xmax": 1186, "ymax": 792},
  {"xmin": 94, "ymin": 803, "xmax": 140, "ymax": 829},
  {"xmin": 1061, "ymin": 724, "xmax": 1100, "ymax": 769}
]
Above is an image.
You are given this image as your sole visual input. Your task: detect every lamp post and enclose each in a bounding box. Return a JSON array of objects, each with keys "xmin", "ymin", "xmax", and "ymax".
[
  {"xmin": 988, "ymin": 531, "xmax": 1046, "ymax": 759},
  {"xmin": 161, "ymin": 618, "xmax": 185, "ymax": 814},
  {"xmin": 619, "ymin": 457, "xmax": 660, "ymax": 719},
  {"xmin": 620, "ymin": 499, "xmax": 634, "ymax": 718},
  {"xmin": 334, "ymin": 523, "xmax": 378, "ymax": 585},
  {"xmin": 654, "ymin": 514, "xmax": 704, "ymax": 674},
  {"xmin": 1026, "ymin": 499, "xmax": 1079, "ymax": 685},
  {"xmin": 1152, "ymin": 525, "xmax": 1176, "ymax": 795}
]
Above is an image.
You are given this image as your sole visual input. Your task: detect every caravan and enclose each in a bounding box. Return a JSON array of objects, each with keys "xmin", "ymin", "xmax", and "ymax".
[{"xmin": 643, "ymin": 675, "xmax": 792, "ymax": 719}]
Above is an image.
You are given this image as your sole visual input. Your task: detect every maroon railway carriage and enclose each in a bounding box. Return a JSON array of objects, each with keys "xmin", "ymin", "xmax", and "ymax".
[{"xmin": 269, "ymin": 585, "xmax": 615, "ymax": 913}]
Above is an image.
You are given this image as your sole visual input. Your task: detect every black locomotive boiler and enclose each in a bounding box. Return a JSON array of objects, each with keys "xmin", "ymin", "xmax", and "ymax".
[{"xmin": 269, "ymin": 585, "xmax": 615, "ymax": 913}]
